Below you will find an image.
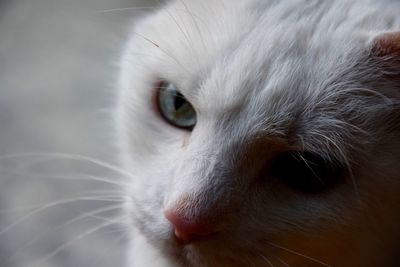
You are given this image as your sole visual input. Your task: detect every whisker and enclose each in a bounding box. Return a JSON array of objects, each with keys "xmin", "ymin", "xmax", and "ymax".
[
  {"xmin": 156, "ymin": 0, "xmax": 202, "ymax": 68},
  {"xmin": 309, "ymin": 131, "xmax": 360, "ymax": 200},
  {"xmin": 276, "ymin": 257, "xmax": 291, "ymax": 267},
  {"xmin": 178, "ymin": 0, "xmax": 209, "ymax": 55},
  {"xmin": 294, "ymin": 152, "xmax": 324, "ymax": 184},
  {"xmin": 258, "ymin": 253, "xmax": 274, "ymax": 267},
  {"xmin": 86, "ymin": 213, "xmax": 128, "ymax": 225},
  {"xmin": 0, "ymin": 169, "xmax": 129, "ymax": 188},
  {"xmin": 0, "ymin": 196, "xmax": 124, "ymax": 237},
  {"xmin": 83, "ymin": 189, "xmax": 125, "ymax": 196},
  {"xmin": 8, "ymin": 204, "xmax": 124, "ymax": 262},
  {"xmin": 129, "ymin": 31, "xmax": 190, "ymax": 74},
  {"xmin": 31, "ymin": 219, "xmax": 123, "ymax": 267},
  {"xmin": 267, "ymin": 241, "xmax": 331, "ymax": 267},
  {"xmin": 94, "ymin": 5, "xmax": 207, "ymax": 24},
  {"xmin": 94, "ymin": 6, "xmax": 159, "ymax": 14},
  {"xmin": 0, "ymin": 192, "xmax": 125, "ymax": 214},
  {"xmin": 0, "ymin": 152, "xmax": 134, "ymax": 179}
]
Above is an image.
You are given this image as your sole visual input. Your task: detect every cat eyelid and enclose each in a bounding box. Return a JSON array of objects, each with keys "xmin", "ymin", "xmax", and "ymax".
[{"xmin": 152, "ymin": 79, "xmax": 194, "ymax": 103}]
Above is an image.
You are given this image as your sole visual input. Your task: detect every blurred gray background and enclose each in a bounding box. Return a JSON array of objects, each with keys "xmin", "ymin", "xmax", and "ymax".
[{"xmin": 0, "ymin": 0, "xmax": 157, "ymax": 266}]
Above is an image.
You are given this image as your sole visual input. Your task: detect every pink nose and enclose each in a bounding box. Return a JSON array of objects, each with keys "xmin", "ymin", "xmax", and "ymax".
[{"xmin": 164, "ymin": 209, "xmax": 215, "ymax": 244}]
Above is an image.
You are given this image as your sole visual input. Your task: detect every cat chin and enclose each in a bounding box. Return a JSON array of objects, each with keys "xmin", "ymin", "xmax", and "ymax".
[
  {"xmin": 128, "ymin": 217, "xmax": 250, "ymax": 267},
  {"xmin": 142, "ymin": 238, "xmax": 259, "ymax": 267},
  {"xmin": 132, "ymin": 223, "xmax": 279, "ymax": 267}
]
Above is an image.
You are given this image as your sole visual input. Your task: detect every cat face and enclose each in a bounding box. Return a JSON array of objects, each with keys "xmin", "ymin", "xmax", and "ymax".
[{"xmin": 117, "ymin": 1, "xmax": 400, "ymax": 266}]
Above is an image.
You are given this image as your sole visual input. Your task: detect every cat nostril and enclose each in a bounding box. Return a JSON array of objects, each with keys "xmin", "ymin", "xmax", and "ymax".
[{"xmin": 164, "ymin": 209, "xmax": 215, "ymax": 244}]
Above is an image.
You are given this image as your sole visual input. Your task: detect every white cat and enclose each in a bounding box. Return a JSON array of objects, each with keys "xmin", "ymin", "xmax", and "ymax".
[{"xmin": 117, "ymin": 0, "xmax": 400, "ymax": 266}]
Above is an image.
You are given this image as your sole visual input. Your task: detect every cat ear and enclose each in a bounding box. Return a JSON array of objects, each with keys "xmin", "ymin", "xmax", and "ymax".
[
  {"xmin": 371, "ymin": 31, "xmax": 400, "ymax": 57},
  {"xmin": 369, "ymin": 31, "xmax": 400, "ymax": 83}
]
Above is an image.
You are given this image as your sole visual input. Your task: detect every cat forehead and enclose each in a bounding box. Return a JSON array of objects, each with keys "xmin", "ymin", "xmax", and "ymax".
[
  {"xmin": 136, "ymin": 0, "xmax": 373, "ymax": 107},
  {"xmin": 127, "ymin": 0, "xmax": 398, "ymax": 134}
]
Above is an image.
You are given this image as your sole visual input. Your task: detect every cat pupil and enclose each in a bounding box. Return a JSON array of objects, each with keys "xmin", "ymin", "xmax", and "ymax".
[{"xmin": 173, "ymin": 93, "xmax": 186, "ymax": 110}]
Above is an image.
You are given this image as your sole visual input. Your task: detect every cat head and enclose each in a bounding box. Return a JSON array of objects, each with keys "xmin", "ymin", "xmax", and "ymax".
[{"xmin": 117, "ymin": 1, "xmax": 400, "ymax": 266}]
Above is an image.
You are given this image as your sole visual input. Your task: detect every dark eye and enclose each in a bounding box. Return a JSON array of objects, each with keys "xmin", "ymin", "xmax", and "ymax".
[
  {"xmin": 157, "ymin": 81, "xmax": 197, "ymax": 130},
  {"xmin": 269, "ymin": 152, "xmax": 345, "ymax": 194}
]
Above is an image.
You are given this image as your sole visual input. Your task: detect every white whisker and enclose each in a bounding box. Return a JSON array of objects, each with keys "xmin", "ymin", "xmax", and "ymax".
[
  {"xmin": 8, "ymin": 204, "xmax": 124, "ymax": 262},
  {"xmin": 0, "ymin": 192, "xmax": 124, "ymax": 214},
  {"xmin": 276, "ymin": 257, "xmax": 291, "ymax": 267},
  {"xmin": 258, "ymin": 253, "xmax": 274, "ymax": 267},
  {"xmin": 130, "ymin": 31, "xmax": 190, "ymax": 74},
  {"xmin": 0, "ymin": 152, "xmax": 134, "ymax": 179},
  {"xmin": 156, "ymin": 0, "xmax": 201, "ymax": 68},
  {"xmin": 31, "ymin": 219, "xmax": 122, "ymax": 267},
  {"xmin": 94, "ymin": 6, "xmax": 158, "ymax": 14},
  {"xmin": 0, "ymin": 196, "xmax": 124, "ymax": 237},
  {"xmin": 0, "ymin": 170, "xmax": 129, "ymax": 188},
  {"xmin": 267, "ymin": 241, "xmax": 331, "ymax": 267}
]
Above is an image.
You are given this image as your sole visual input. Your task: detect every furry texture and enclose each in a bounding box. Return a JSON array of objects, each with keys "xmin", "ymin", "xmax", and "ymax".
[{"xmin": 117, "ymin": 0, "xmax": 400, "ymax": 266}]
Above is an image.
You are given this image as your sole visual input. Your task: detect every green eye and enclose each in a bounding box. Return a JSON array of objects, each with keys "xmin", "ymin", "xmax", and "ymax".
[{"xmin": 157, "ymin": 81, "xmax": 197, "ymax": 129}]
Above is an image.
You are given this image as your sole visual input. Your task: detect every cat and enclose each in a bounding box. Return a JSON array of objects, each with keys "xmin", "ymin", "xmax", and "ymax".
[{"xmin": 116, "ymin": 0, "xmax": 400, "ymax": 266}]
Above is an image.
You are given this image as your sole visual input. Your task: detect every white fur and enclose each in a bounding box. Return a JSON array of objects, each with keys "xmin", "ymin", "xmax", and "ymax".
[{"xmin": 117, "ymin": 0, "xmax": 400, "ymax": 266}]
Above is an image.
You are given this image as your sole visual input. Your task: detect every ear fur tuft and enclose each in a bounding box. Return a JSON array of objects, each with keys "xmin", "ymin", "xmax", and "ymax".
[{"xmin": 372, "ymin": 31, "xmax": 400, "ymax": 57}]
